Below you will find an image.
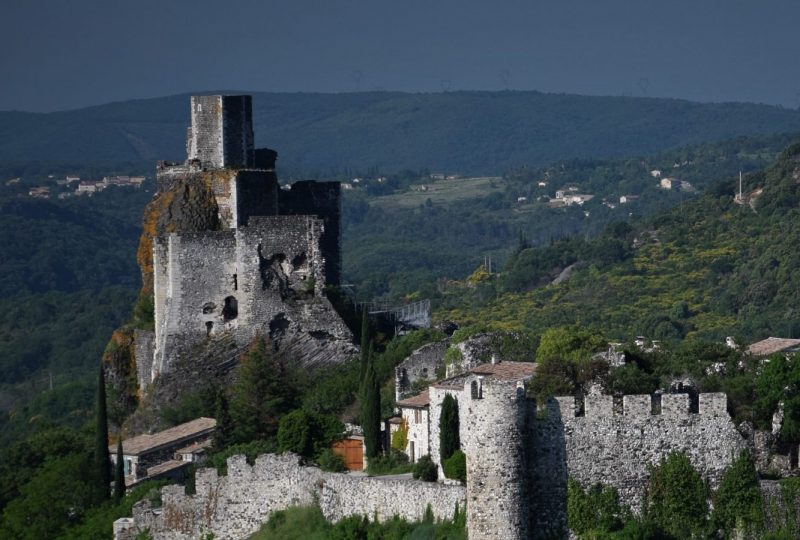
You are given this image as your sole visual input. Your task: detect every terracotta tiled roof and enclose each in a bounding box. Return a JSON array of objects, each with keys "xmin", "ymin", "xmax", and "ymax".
[
  {"xmin": 747, "ymin": 337, "xmax": 800, "ymax": 357},
  {"xmin": 397, "ymin": 389, "xmax": 430, "ymax": 408},
  {"xmin": 111, "ymin": 417, "xmax": 216, "ymax": 456},
  {"xmin": 433, "ymin": 361, "xmax": 537, "ymax": 389},
  {"xmin": 470, "ymin": 361, "xmax": 537, "ymax": 379}
]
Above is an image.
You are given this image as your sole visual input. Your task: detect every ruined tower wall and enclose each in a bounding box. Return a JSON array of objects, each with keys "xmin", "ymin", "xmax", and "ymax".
[
  {"xmin": 152, "ymin": 231, "xmax": 237, "ymax": 379},
  {"xmin": 529, "ymin": 393, "xmax": 747, "ymax": 536},
  {"xmin": 278, "ymin": 181, "xmax": 342, "ymax": 285}
]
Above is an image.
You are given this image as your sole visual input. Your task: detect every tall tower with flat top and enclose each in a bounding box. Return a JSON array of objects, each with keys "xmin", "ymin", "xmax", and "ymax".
[{"xmin": 187, "ymin": 95, "xmax": 255, "ymax": 169}]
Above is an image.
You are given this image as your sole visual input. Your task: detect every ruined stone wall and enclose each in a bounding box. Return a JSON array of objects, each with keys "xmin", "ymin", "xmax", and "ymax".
[
  {"xmin": 529, "ymin": 392, "xmax": 747, "ymax": 536},
  {"xmin": 279, "ymin": 181, "xmax": 342, "ymax": 285},
  {"xmin": 430, "ymin": 377, "xmax": 530, "ymax": 540},
  {"xmin": 152, "ymin": 231, "xmax": 237, "ymax": 380},
  {"xmin": 114, "ymin": 453, "xmax": 465, "ymax": 540},
  {"xmin": 148, "ymin": 215, "xmax": 356, "ymax": 383},
  {"xmin": 134, "ymin": 329, "xmax": 155, "ymax": 391},
  {"xmin": 395, "ymin": 339, "xmax": 449, "ymax": 401}
]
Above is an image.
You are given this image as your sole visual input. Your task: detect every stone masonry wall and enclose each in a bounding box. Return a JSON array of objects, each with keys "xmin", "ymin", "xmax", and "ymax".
[
  {"xmin": 114, "ymin": 453, "xmax": 465, "ymax": 540},
  {"xmin": 529, "ymin": 392, "xmax": 747, "ymax": 536},
  {"xmin": 395, "ymin": 339, "xmax": 449, "ymax": 401},
  {"xmin": 148, "ymin": 214, "xmax": 356, "ymax": 384},
  {"xmin": 429, "ymin": 376, "xmax": 530, "ymax": 540}
]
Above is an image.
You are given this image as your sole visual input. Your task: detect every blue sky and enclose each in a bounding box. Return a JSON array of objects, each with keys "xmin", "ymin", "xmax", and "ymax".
[{"xmin": 2, "ymin": 0, "xmax": 799, "ymax": 111}]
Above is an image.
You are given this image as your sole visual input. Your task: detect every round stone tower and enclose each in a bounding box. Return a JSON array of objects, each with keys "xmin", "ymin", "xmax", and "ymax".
[{"xmin": 460, "ymin": 376, "xmax": 529, "ymax": 540}]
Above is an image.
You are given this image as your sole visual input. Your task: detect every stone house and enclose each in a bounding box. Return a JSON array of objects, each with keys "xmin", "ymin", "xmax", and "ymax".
[
  {"xmin": 393, "ymin": 389, "xmax": 431, "ymax": 463},
  {"xmin": 110, "ymin": 417, "xmax": 216, "ymax": 487}
]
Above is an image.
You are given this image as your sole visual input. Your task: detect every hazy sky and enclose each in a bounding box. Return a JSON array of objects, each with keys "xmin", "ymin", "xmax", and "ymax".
[{"xmin": 2, "ymin": 0, "xmax": 800, "ymax": 112}]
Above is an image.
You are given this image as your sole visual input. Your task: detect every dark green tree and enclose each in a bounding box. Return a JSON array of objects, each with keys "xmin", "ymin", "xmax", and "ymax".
[
  {"xmin": 711, "ymin": 450, "xmax": 764, "ymax": 537},
  {"xmin": 212, "ymin": 386, "xmax": 233, "ymax": 450},
  {"xmin": 359, "ymin": 305, "xmax": 371, "ymax": 384},
  {"xmin": 439, "ymin": 394, "xmax": 460, "ymax": 462},
  {"xmin": 93, "ymin": 364, "xmax": 110, "ymax": 503},
  {"xmin": 646, "ymin": 452, "xmax": 708, "ymax": 538},
  {"xmin": 230, "ymin": 337, "xmax": 298, "ymax": 444},
  {"xmin": 361, "ymin": 348, "xmax": 382, "ymax": 459},
  {"xmin": 113, "ymin": 438, "xmax": 125, "ymax": 501}
]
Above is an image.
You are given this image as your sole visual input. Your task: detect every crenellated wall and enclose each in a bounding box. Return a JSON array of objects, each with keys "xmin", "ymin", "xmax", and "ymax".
[
  {"xmin": 113, "ymin": 453, "xmax": 465, "ymax": 540},
  {"xmin": 529, "ymin": 392, "xmax": 746, "ymax": 536}
]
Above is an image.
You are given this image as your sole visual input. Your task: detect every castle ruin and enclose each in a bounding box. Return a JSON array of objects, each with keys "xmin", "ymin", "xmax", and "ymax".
[{"xmin": 135, "ymin": 95, "xmax": 356, "ymax": 391}]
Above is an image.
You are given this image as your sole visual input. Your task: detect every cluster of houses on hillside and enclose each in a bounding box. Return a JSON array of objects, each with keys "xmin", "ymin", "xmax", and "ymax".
[{"xmin": 24, "ymin": 174, "xmax": 146, "ymax": 199}]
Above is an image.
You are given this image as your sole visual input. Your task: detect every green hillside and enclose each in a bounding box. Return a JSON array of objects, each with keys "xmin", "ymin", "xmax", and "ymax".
[
  {"xmin": 3, "ymin": 91, "xmax": 800, "ymax": 173},
  {"xmin": 440, "ymin": 140, "xmax": 800, "ymax": 342}
]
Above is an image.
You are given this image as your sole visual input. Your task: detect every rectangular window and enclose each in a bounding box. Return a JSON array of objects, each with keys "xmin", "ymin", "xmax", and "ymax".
[{"xmin": 414, "ymin": 410, "xmax": 421, "ymax": 423}]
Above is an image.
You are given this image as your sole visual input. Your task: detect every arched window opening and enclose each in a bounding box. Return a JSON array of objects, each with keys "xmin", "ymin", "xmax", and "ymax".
[{"xmin": 205, "ymin": 321, "xmax": 213, "ymax": 336}]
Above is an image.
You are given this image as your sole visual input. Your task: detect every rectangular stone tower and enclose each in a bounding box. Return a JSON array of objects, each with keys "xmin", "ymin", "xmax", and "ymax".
[{"xmin": 187, "ymin": 95, "xmax": 255, "ymax": 169}]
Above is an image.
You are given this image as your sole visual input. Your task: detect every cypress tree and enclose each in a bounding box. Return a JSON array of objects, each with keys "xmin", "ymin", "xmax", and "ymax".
[
  {"xmin": 94, "ymin": 364, "xmax": 111, "ymax": 502},
  {"xmin": 359, "ymin": 305, "xmax": 370, "ymax": 383},
  {"xmin": 439, "ymin": 394, "xmax": 460, "ymax": 462},
  {"xmin": 212, "ymin": 386, "xmax": 233, "ymax": 450},
  {"xmin": 361, "ymin": 349, "xmax": 382, "ymax": 458},
  {"xmin": 114, "ymin": 438, "xmax": 125, "ymax": 501}
]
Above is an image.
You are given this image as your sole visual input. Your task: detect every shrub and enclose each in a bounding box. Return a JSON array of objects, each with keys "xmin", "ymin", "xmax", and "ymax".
[
  {"xmin": 391, "ymin": 419, "xmax": 408, "ymax": 452},
  {"xmin": 567, "ymin": 478, "xmax": 626, "ymax": 535},
  {"xmin": 412, "ymin": 454, "xmax": 438, "ymax": 482},
  {"xmin": 711, "ymin": 450, "xmax": 764, "ymax": 537},
  {"xmin": 366, "ymin": 450, "xmax": 412, "ymax": 476},
  {"xmin": 443, "ymin": 450, "xmax": 466, "ymax": 482},
  {"xmin": 645, "ymin": 452, "xmax": 708, "ymax": 538},
  {"xmin": 316, "ymin": 449, "xmax": 346, "ymax": 473}
]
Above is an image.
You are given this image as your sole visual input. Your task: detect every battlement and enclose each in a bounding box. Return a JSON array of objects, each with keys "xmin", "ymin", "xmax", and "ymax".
[{"xmin": 541, "ymin": 392, "xmax": 728, "ymax": 420}]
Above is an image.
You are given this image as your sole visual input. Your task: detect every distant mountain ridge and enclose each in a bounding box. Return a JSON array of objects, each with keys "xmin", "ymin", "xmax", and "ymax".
[{"xmin": 2, "ymin": 91, "xmax": 800, "ymax": 173}]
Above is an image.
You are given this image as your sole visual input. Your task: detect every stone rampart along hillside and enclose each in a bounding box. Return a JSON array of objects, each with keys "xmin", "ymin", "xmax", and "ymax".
[
  {"xmin": 530, "ymin": 392, "xmax": 745, "ymax": 534},
  {"xmin": 113, "ymin": 453, "xmax": 465, "ymax": 540}
]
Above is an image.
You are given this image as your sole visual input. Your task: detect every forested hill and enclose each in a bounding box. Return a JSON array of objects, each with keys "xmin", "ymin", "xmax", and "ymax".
[
  {"xmin": 441, "ymin": 141, "xmax": 800, "ymax": 342},
  {"xmin": 3, "ymin": 91, "xmax": 800, "ymax": 173}
]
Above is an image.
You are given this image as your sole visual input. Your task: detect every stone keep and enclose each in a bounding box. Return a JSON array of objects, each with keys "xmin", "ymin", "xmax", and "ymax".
[{"xmin": 139, "ymin": 95, "xmax": 355, "ymax": 388}]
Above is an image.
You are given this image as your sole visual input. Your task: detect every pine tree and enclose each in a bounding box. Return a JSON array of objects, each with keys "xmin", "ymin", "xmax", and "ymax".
[
  {"xmin": 361, "ymin": 348, "xmax": 382, "ymax": 459},
  {"xmin": 94, "ymin": 364, "xmax": 111, "ymax": 502},
  {"xmin": 114, "ymin": 438, "xmax": 125, "ymax": 501},
  {"xmin": 439, "ymin": 394, "xmax": 460, "ymax": 462},
  {"xmin": 230, "ymin": 337, "xmax": 297, "ymax": 444}
]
